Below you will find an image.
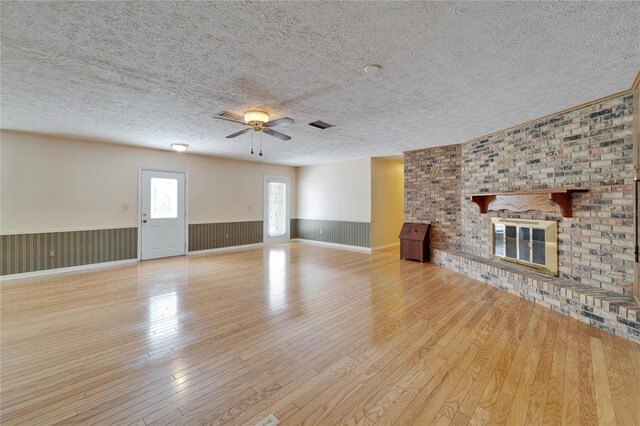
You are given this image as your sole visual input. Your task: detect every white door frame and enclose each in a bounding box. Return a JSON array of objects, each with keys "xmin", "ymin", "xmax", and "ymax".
[
  {"xmin": 263, "ymin": 175, "xmax": 291, "ymax": 244},
  {"xmin": 137, "ymin": 167, "xmax": 189, "ymax": 260}
]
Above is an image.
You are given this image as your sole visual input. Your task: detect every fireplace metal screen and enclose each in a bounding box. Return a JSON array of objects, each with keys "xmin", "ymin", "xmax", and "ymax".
[{"xmin": 491, "ymin": 217, "xmax": 558, "ymax": 276}]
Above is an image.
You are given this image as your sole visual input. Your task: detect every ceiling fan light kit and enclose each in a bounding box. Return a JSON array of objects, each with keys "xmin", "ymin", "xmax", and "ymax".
[
  {"xmin": 244, "ymin": 110, "xmax": 269, "ymax": 124},
  {"xmin": 213, "ymin": 110, "xmax": 295, "ymax": 156}
]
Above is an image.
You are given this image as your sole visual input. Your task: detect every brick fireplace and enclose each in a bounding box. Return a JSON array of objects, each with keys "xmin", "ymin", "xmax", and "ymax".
[
  {"xmin": 491, "ymin": 217, "xmax": 558, "ymax": 276},
  {"xmin": 405, "ymin": 92, "xmax": 639, "ymax": 342}
]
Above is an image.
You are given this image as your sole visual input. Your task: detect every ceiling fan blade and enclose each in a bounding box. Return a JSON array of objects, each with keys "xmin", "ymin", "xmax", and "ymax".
[
  {"xmin": 226, "ymin": 128, "xmax": 251, "ymax": 139},
  {"xmin": 214, "ymin": 111, "xmax": 246, "ymax": 125},
  {"xmin": 263, "ymin": 128, "xmax": 291, "ymax": 141},
  {"xmin": 264, "ymin": 117, "xmax": 294, "ymax": 128}
]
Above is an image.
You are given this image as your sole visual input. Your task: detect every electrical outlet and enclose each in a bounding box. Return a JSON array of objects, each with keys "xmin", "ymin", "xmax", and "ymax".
[
  {"xmin": 49, "ymin": 249, "xmax": 55, "ymax": 257},
  {"xmin": 254, "ymin": 414, "xmax": 279, "ymax": 426},
  {"xmin": 225, "ymin": 233, "xmax": 229, "ymax": 239},
  {"xmin": 319, "ymin": 229, "xmax": 323, "ymax": 235}
]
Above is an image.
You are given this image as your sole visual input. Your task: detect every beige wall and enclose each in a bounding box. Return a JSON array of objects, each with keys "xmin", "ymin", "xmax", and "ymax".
[
  {"xmin": 0, "ymin": 130, "xmax": 296, "ymax": 233},
  {"xmin": 296, "ymin": 158, "xmax": 371, "ymax": 222},
  {"xmin": 371, "ymin": 158, "xmax": 404, "ymax": 248}
]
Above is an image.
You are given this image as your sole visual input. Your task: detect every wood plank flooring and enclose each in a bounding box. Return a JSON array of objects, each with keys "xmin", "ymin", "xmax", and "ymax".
[{"xmin": 1, "ymin": 243, "xmax": 639, "ymax": 425}]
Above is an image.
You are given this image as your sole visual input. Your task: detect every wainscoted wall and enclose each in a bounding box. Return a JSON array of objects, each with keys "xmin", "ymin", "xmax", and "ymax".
[
  {"xmin": 294, "ymin": 158, "xmax": 382, "ymax": 249},
  {"xmin": 1, "ymin": 219, "xmax": 372, "ymax": 276},
  {"xmin": 188, "ymin": 221, "xmax": 263, "ymax": 252},
  {"xmin": 0, "ymin": 228, "xmax": 137, "ymax": 275},
  {"xmin": 1, "ymin": 131, "xmax": 297, "ymax": 233},
  {"xmin": 296, "ymin": 159, "xmax": 372, "ymax": 225},
  {"xmin": 294, "ymin": 219, "xmax": 370, "ymax": 248}
]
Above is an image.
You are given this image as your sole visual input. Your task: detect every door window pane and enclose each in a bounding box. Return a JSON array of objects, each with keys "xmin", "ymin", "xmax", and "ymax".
[
  {"xmin": 150, "ymin": 178, "xmax": 178, "ymax": 219},
  {"xmin": 518, "ymin": 227, "xmax": 531, "ymax": 262},
  {"xmin": 268, "ymin": 182, "xmax": 286, "ymax": 236}
]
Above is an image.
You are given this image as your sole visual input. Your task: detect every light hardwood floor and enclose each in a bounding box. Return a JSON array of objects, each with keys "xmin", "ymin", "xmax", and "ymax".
[{"xmin": 1, "ymin": 243, "xmax": 639, "ymax": 425}]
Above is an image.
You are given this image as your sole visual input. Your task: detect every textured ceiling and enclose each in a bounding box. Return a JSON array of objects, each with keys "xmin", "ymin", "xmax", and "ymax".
[{"xmin": 1, "ymin": 2, "xmax": 638, "ymax": 166}]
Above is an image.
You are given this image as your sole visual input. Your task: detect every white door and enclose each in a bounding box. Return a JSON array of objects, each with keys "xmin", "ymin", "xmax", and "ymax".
[
  {"xmin": 140, "ymin": 170, "xmax": 187, "ymax": 260},
  {"xmin": 264, "ymin": 176, "xmax": 290, "ymax": 244}
]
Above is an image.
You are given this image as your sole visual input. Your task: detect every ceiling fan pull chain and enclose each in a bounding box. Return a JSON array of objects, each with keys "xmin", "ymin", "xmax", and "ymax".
[
  {"xmin": 259, "ymin": 131, "xmax": 263, "ymax": 157},
  {"xmin": 251, "ymin": 131, "xmax": 254, "ymax": 155}
]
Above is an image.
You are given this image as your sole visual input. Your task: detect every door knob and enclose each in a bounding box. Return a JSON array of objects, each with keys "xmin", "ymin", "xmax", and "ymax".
[{"xmin": 142, "ymin": 219, "xmax": 147, "ymax": 224}]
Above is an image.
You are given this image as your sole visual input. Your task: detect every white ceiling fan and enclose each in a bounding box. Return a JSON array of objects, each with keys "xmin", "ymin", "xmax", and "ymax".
[
  {"xmin": 214, "ymin": 110, "xmax": 294, "ymax": 140},
  {"xmin": 213, "ymin": 110, "xmax": 294, "ymax": 156}
]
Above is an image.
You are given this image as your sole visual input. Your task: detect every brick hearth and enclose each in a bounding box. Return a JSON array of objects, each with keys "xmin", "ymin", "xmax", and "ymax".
[{"xmin": 432, "ymin": 249, "xmax": 640, "ymax": 343}]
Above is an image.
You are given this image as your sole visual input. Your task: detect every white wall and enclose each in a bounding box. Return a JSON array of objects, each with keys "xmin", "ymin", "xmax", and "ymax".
[
  {"xmin": 296, "ymin": 158, "xmax": 371, "ymax": 222},
  {"xmin": 371, "ymin": 158, "xmax": 404, "ymax": 248},
  {"xmin": 0, "ymin": 130, "xmax": 296, "ymax": 233}
]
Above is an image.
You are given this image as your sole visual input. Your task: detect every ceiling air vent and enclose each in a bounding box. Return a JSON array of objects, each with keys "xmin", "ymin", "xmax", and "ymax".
[{"xmin": 309, "ymin": 120, "xmax": 335, "ymax": 130}]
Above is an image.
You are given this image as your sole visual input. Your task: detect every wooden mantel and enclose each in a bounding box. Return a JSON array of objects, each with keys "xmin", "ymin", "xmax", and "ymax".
[{"xmin": 470, "ymin": 188, "xmax": 588, "ymax": 218}]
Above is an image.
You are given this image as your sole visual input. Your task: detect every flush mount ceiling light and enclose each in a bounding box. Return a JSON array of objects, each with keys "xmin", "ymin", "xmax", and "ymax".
[
  {"xmin": 213, "ymin": 110, "xmax": 295, "ymax": 157},
  {"xmin": 364, "ymin": 64, "xmax": 381, "ymax": 74},
  {"xmin": 171, "ymin": 143, "xmax": 189, "ymax": 152}
]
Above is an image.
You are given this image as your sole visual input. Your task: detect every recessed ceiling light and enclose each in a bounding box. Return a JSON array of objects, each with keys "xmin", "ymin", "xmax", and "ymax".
[
  {"xmin": 171, "ymin": 143, "xmax": 189, "ymax": 152},
  {"xmin": 364, "ymin": 64, "xmax": 381, "ymax": 74}
]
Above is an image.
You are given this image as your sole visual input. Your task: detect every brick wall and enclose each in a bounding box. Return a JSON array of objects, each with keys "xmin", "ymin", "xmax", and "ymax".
[
  {"xmin": 405, "ymin": 93, "xmax": 635, "ymax": 296},
  {"xmin": 405, "ymin": 144, "xmax": 461, "ymax": 250}
]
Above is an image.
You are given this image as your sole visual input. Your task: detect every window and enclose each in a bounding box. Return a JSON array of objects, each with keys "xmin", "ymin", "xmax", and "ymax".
[
  {"xmin": 150, "ymin": 178, "xmax": 178, "ymax": 219},
  {"xmin": 268, "ymin": 182, "xmax": 286, "ymax": 236}
]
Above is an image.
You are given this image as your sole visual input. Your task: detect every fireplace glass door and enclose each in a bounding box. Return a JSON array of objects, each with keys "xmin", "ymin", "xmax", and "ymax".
[{"xmin": 491, "ymin": 218, "xmax": 558, "ymax": 276}]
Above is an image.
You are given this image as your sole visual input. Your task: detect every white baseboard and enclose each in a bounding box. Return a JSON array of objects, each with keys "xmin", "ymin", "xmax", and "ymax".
[
  {"xmin": 372, "ymin": 242, "xmax": 400, "ymax": 251},
  {"xmin": 0, "ymin": 259, "xmax": 138, "ymax": 282},
  {"xmin": 187, "ymin": 243, "xmax": 264, "ymax": 256},
  {"xmin": 292, "ymin": 239, "xmax": 372, "ymax": 253}
]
